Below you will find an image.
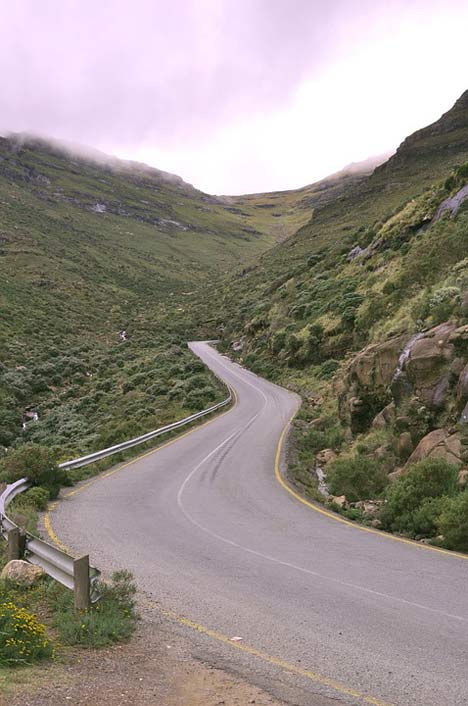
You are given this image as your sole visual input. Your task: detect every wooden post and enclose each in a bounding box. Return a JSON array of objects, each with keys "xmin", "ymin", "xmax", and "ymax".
[
  {"xmin": 7, "ymin": 528, "xmax": 21, "ymax": 561},
  {"xmin": 73, "ymin": 555, "xmax": 90, "ymax": 610}
]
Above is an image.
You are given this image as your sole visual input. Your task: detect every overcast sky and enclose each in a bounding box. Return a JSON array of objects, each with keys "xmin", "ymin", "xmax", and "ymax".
[{"xmin": 2, "ymin": 1, "xmax": 468, "ymax": 193}]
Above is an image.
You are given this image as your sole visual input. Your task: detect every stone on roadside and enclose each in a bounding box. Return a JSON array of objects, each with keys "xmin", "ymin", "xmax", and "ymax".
[
  {"xmin": 330, "ymin": 495, "xmax": 347, "ymax": 509},
  {"xmin": 1, "ymin": 559, "xmax": 44, "ymax": 585}
]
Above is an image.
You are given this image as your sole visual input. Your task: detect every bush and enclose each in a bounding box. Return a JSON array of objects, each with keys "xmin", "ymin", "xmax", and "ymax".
[
  {"xmin": 316, "ymin": 359, "xmax": 340, "ymax": 380},
  {"xmin": 0, "ymin": 444, "xmax": 68, "ymax": 498},
  {"xmin": 301, "ymin": 424, "xmax": 344, "ymax": 455},
  {"xmin": 437, "ymin": 491, "xmax": 468, "ymax": 551},
  {"xmin": 380, "ymin": 458, "xmax": 459, "ymax": 535},
  {"xmin": 0, "ymin": 599, "xmax": 53, "ymax": 665},
  {"xmin": 411, "ymin": 496, "xmax": 450, "ymax": 537},
  {"xmin": 20, "ymin": 486, "xmax": 50, "ymax": 511},
  {"xmin": 327, "ymin": 455, "xmax": 388, "ymax": 503}
]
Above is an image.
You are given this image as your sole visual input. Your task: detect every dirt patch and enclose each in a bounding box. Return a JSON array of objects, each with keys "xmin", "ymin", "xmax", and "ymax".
[{"xmin": 2, "ymin": 609, "xmax": 285, "ymax": 706}]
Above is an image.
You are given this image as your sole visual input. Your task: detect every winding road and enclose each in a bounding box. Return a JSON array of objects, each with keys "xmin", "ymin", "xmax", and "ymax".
[{"xmin": 49, "ymin": 342, "xmax": 468, "ymax": 706}]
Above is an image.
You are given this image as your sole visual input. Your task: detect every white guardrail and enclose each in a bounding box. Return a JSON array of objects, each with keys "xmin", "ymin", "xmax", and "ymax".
[{"xmin": 0, "ymin": 385, "xmax": 233, "ymax": 607}]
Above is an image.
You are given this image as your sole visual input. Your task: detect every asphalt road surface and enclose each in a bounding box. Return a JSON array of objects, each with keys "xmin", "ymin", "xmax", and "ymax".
[{"xmin": 49, "ymin": 342, "xmax": 468, "ymax": 706}]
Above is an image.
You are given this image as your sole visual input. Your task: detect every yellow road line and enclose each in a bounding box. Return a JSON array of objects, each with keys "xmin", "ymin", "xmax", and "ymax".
[
  {"xmin": 274, "ymin": 412, "xmax": 468, "ymax": 562},
  {"xmin": 162, "ymin": 608, "xmax": 393, "ymax": 706}
]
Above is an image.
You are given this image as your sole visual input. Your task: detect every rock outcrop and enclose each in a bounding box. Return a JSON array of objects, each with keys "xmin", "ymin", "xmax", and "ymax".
[
  {"xmin": 337, "ymin": 320, "xmax": 468, "ymax": 471},
  {"xmin": 406, "ymin": 429, "xmax": 462, "ymax": 467},
  {"xmin": 340, "ymin": 323, "xmax": 468, "ymax": 431}
]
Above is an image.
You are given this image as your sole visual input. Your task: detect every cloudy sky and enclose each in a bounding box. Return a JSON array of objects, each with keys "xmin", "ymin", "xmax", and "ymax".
[{"xmin": 2, "ymin": 1, "xmax": 468, "ymax": 193}]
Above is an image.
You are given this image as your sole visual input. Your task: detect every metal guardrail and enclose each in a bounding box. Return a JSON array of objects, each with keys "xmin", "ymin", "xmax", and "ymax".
[
  {"xmin": 59, "ymin": 386, "xmax": 233, "ymax": 470},
  {"xmin": 0, "ymin": 383, "xmax": 233, "ymax": 606},
  {"xmin": 0, "ymin": 478, "xmax": 101, "ymax": 606}
]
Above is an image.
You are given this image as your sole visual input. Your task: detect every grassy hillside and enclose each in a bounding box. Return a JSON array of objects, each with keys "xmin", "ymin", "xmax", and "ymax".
[
  {"xmin": 220, "ymin": 154, "xmax": 386, "ymax": 244},
  {"xmin": 0, "ymin": 135, "xmax": 282, "ymax": 456},
  {"xmin": 217, "ymin": 91, "xmax": 468, "ymax": 358}
]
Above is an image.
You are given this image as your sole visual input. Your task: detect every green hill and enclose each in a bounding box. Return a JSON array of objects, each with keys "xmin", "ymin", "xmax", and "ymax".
[{"xmin": 0, "ymin": 134, "xmax": 281, "ymax": 455}]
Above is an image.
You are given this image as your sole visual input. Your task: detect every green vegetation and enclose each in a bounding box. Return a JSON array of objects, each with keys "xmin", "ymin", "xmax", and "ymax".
[
  {"xmin": 327, "ymin": 455, "xmax": 389, "ymax": 503},
  {"xmin": 380, "ymin": 459, "xmax": 459, "ymax": 536},
  {"xmin": 0, "ymin": 570, "xmax": 137, "ymax": 667},
  {"xmin": 437, "ymin": 491, "xmax": 468, "ymax": 551},
  {"xmin": 49, "ymin": 570, "xmax": 137, "ymax": 647},
  {"xmin": 0, "ymin": 444, "xmax": 67, "ymax": 498},
  {"xmin": 0, "ymin": 134, "xmax": 290, "ymax": 459},
  {"xmin": 3, "ymin": 92, "xmax": 468, "ymax": 555}
]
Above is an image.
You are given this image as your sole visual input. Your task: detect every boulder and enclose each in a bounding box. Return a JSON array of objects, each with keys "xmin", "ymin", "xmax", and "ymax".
[
  {"xmin": 388, "ymin": 467, "xmax": 405, "ymax": 482},
  {"xmin": 372, "ymin": 402, "xmax": 396, "ymax": 429},
  {"xmin": 330, "ymin": 495, "xmax": 347, "ymax": 509},
  {"xmin": 404, "ymin": 324, "xmax": 456, "ymax": 408},
  {"xmin": 395, "ymin": 415, "xmax": 411, "ymax": 431},
  {"xmin": 1, "ymin": 560, "xmax": 44, "ymax": 585},
  {"xmin": 458, "ymin": 469, "xmax": 468, "ymax": 486},
  {"xmin": 231, "ymin": 338, "xmax": 245, "ymax": 352},
  {"xmin": 316, "ymin": 448, "xmax": 337, "ymax": 466},
  {"xmin": 349, "ymin": 337, "xmax": 404, "ymax": 392},
  {"xmin": 457, "ymin": 364, "xmax": 468, "ymax": 407},
  {"xmin": 395, "ymin": 432, "xmax": 414, "ymax": 460},
  {"xmin": 406, "ymin": 429, "xmax": 462, "ymax": 467},
  {"xmin": 449, "ymin": 324, "xmax": 468, "ymax": 355}
]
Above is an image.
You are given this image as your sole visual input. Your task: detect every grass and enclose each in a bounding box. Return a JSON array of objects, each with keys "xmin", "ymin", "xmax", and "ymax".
[{"xmin": 0, "ymin": 570, "xmax": 137, "ymax": 660}]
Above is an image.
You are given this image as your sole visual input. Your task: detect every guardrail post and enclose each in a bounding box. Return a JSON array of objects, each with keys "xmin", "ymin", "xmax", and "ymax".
[
  {"xmin": 7, "ymin": 528, "xmax": 22, "ymax": 561},
  {"xmin": 74, "ymin": 555, "xmax": 90, "ymax": 610}
]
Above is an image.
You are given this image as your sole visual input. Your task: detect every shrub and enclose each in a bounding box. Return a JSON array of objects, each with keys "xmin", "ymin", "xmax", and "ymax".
[
  {"xmin": 317, "ymin": 359, "xmax": 340, "ymax": 380},
  {"xmin": 0, "ymin": 599, "xmax": 53, "ymax": 665},
  {"xmin": 410, "ymin": 496, "xmax": 450, "ymax": 537},
  {"xmin": 20, "ymin": 486, "xmax": 50, "ymax": 510},
  {"xmin": 380, "ymin": 458, "xmax": 459, "ymax": 535},
  {"xmin": 302, "ymin": 424, "xmax": 345, "ymax": 455},
  {"xmin": 0, "ymin": 444, "xmax": 68, "ymax": 498},
  {"xmin": 437, "ymin": 491, "xmax": 468, "ymax": 551},
  {"xmin": 327, "ymin": 455, "xmax": 388, "ymax": 502},
  {"xmin": 271, "ymin": 331, "xmax": 287, "ymax": 354}
]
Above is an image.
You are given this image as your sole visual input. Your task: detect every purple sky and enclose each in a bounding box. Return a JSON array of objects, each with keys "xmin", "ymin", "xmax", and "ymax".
[{"xmin": 2, "ymin": 1, "xmax": 468, "ymax": 193}]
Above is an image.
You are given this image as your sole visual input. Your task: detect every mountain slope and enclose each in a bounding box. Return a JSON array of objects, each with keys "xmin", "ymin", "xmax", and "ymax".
[
  {"xmin": 217, "ymin": 90, "xmax": 468, "ymax": 351},
  {"xmin": 215, "ymin": 90, "xmax": 468, "ymax": 549},
  {"xmin": 0, "ymin": 134, "xmax": 282, "ymax": 454}
]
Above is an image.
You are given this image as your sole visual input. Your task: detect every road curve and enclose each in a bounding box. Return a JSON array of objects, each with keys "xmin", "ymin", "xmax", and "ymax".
[{"xmin": 49, "ymin": 342, "xmax": 468, "ymax": 706}]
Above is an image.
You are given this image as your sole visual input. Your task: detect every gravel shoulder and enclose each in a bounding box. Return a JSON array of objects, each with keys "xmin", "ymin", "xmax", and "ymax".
[{"xmin": 2, "ymin": 605, "xmax": 286, "ymax": 706}]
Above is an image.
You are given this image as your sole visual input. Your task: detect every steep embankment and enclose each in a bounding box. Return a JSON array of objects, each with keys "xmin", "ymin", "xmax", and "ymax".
[{"xmin": 216, "ymin": 90, "xmax": 468, "ymax": 550}]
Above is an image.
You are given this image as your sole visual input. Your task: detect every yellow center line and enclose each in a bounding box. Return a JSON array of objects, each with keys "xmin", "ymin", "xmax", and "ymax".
[{"xmin": 159, "ymin": 608, "xmax": 392, "ymax": 706}]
